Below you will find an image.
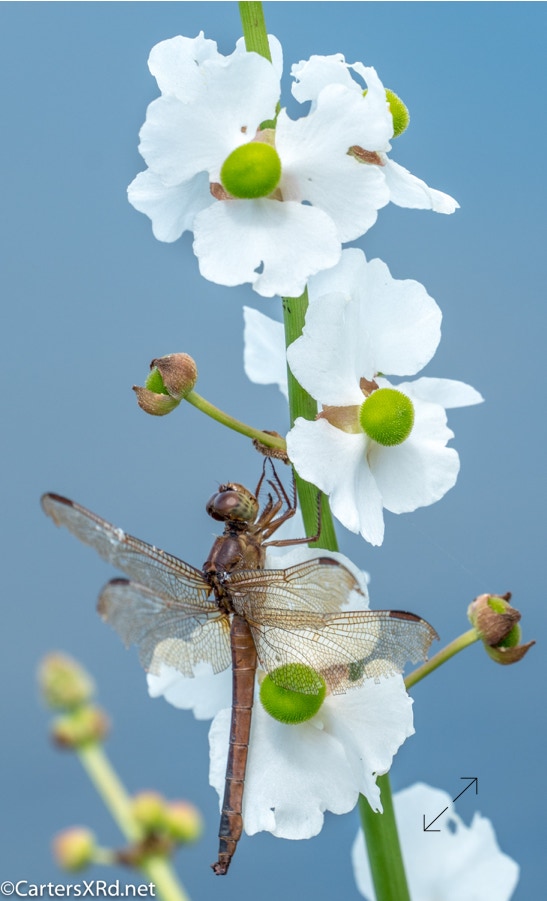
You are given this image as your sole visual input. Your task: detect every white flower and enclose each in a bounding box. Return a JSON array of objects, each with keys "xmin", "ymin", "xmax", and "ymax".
[
  {"xmin": 149, "ymin": 545, "xmax": 414, "ymax": 840},
  {"xmin": 352, "ymin": 783, "xmax": 519, "ymax": 901},
  {"xmin": 282, "ymin": 249, "xmax": 482, "ymax": 545},
  {"xmin": 128, "ymin": 34, "xmax": 397, "ymax": 297},
  {"xmin": 291, "ymin": 54, "xmax": 459, "ymax": 214}
]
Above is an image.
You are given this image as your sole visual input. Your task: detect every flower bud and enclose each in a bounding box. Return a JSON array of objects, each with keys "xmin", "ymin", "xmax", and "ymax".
[
  {"xmin": 53, "ymin": 828, "xmax": 96, "ymax": 871},
  {"xmin": 133, "ymin": 353, "xmax": 197, "ymax": 416},
  {"xmin": 221, "ymin": 142, "xmax": 282, "ymax": 199},
  {"xmin": 39, "ymin": 653, "xmax": 95, "ymax": 711},
  {"xmin": 468, "ymin": 593, "xmax": 535, "ymax": 665},
  {"xmin": 260, "ymin": 664, "xmax": 326, "ymax": 724},
  {"xmin": 52, "ymin": 705, "xmax": 109, "ymax": 749},
  {"xmin": 164, "ymin": 801, "xmax": 204, "ymax": 844},
  {"xmin": 359, "ymin": 388, "xmax": 414, "ymax": 446},
  {"xmin": 132, "ymin": 791, "xmax": 168, "ymax": 833}
]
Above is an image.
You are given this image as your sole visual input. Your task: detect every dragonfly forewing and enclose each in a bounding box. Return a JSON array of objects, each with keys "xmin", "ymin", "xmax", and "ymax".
[{"xmin": 41, "ymin": 493, "xmax": 213, "ymax": 605}]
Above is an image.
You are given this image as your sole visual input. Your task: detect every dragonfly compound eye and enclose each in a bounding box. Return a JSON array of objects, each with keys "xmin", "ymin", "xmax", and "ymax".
[{"xmin": 206, "ymin": 484, "xmax": 259, "ymax": 523}]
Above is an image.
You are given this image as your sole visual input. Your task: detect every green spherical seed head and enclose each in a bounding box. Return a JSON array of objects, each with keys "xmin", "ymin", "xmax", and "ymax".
[
  {"xmin": 362, "ymin": 88, "xmax": 410, "ymax": 138},
  {"xmin": 259, "ymin": 664, "xmax": 326, "ymax": 724},
  {"xmin": 359, "ymin": 388, "xmax": 415, "ymax": 446},
  {"xmin": 385, "ymin": 89, "xmax": 410, "ymax": 137},
  {"xmin": 220, "ymin": 143, "xmax": 282, "ymax": 199}
]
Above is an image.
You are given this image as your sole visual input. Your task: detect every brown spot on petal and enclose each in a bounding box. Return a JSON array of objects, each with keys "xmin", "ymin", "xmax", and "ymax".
[
  {"xmin": 210, "ymin": 182, "xmax": 231, "ymax": 201},
  {"xmin": 360, "ymin": 377, "xmax": 379, "ymax": 397},
  {"xmin": 317, "ymin": 404, "xmax": 362, "ymax": 434},
  {"xmin": 348, "ymin": 146, "xmax": 385, "ymax": 166}
]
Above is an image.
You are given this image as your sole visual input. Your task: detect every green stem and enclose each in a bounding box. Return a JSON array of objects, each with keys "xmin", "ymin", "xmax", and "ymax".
[
  {"xmin": 78, "ymin": 744, "xmax": 190, "ymax": 901},
  {"xmin": 239, "ymin": 2, "xmax": 272, "ymax": 59},
  {"xmin": 359, "ymin": 777, "xmax": 411, "ymax": 901},
  {"xmin": 78, "ymin": 744, "xmax": 141, "ymax": 842},
  {"xmin": 184, "ymin": 390, "xmax": 286, "ymax": 451},
  {"xmin": 405, "ymin": 628, "xmax": 479, "ymax": 691},
  {"xmin": 282, "ymin": 292, "xmax": 338, "ymax": 550}
]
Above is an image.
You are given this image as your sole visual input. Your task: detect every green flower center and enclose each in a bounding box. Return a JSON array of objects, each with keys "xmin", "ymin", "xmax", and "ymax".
[
  {"xmin": 359, "ymin": 388, "xmax": 414, "ymax": 446},
  {"xmin": 362, "ymin": 88, "xmax": 410, "ymax": 138},
  {"xmin": 220, "ymin": 142, "xmax": 282, "ymax": 199},
  {"xmin": 259, "ymin": 663, "xmax": 326, "ymax": 724}
]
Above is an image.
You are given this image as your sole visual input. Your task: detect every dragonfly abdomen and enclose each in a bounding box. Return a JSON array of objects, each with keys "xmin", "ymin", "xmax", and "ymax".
[{"xmin": 212, "ymin": 613, "xmax": 257, "ymax": 876}]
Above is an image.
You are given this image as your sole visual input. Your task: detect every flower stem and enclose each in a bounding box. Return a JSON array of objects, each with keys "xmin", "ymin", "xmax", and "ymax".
[
  {"xmin": 239, "ymin": 2, "xmax": 272, "ymax": 60},
  {"xmin": 184, "ymin": 390, "xmax": 286, "ymax": 451},
  {"xmin": 359, "ymin": 777, "xmax": 411, "ymax": 901},
  {"xmin": 405, "ymin": 628, "xmax": 480, "ymax": 690},
  {"xmin": 78, "ymin": 743, "xmax": 190, "ymax": 901},
  {"xmin": 282, "ymin": 293, "xmax": 338, "ymax": 551}
]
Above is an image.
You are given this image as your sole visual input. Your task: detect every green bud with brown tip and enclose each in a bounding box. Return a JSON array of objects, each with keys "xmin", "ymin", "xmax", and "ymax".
[
  {"xmin": 134, "ymin": 353, "xmax": 197, "ymax": 416},
  {"xmin": 468, "ymin": 592, "xmax": 535, "ymax": 665}
]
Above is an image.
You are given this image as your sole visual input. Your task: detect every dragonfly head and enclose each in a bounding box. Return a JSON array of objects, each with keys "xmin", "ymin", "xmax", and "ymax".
[{"xmin": 206, "ymin": 483, "xmax": 259, "ymax": 525}]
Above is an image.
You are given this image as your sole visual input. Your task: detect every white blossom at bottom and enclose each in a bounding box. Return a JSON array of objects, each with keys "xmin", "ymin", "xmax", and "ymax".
[
  {"xmin": 209, "ymin": 673, "xmax": 413, "ymax": 839},
  {"xmin": 351, "ymin": 783, "xmax": 519, "ymax": 901}
]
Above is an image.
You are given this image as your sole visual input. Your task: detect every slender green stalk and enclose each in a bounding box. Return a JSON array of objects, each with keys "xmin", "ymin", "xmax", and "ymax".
[
  {"xmin": 359, "ymin": 777, "xmax": 411, "ymax": 901},
  {"xmin": 78, "ymin": 744, "xmax": 141, "ymax": 842},
  {"xmin": 405, "ymin": 628, "xmax": 479, "ymax": 691},
  {"xmin": 184, "ymin": 390, "xmax": 287, "ymax": 451},
  {"xmin": 78, "ymin": 744, "xmax": 190, "ymax": 901},
  {"xmin": 239, "ymin": 2, "xmax": 272, "ymax": 59},
  {"xmin": 282, "ymin": 292, "xmax": 338, "ymax": 551}
]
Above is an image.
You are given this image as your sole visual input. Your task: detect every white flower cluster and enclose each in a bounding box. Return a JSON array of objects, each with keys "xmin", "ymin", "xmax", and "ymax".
[
  {"xmin": 132, "ymin": 31, "xmax": 512, "ymax": 890},
  {"xmin": 129, "ymin": 35, "xmax": 456, "ymax": 298}
]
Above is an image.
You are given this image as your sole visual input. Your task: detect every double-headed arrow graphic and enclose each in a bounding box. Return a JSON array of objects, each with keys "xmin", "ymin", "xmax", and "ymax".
[{"xmin": 423, "ymin": 777, "xmax": 478, "ymax": 832}]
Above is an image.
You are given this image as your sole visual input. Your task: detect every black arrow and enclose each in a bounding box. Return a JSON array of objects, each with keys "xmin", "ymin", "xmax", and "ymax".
[
  {"xmin": 423, "ymin": 777, "xmax": 479, "ymax": 832},
  {"xmin": 452, "ymin": 777, "xmax": 478, "ymax": 804},
  {"xmin": 423, "ymin": 808, "xmax": 449, "ymax": 832}
]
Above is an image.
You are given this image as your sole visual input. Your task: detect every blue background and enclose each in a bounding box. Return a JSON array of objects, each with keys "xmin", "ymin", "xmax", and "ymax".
[{"xmin": 1, "ymin": 2, "xmax": 544, "ymax": 898}]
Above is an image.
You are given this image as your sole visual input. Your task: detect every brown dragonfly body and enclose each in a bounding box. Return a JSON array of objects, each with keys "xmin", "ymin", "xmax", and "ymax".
[{"xmin": 42, "ymin": 469, "xmax": 437, "ymax": 875}]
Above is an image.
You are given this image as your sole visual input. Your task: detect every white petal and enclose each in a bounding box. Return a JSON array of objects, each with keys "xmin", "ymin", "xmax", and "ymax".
[
  {"xmin": 368, "ymin": 395, "xmax": 460, "ymax": 513},
  {"xmin": 148, "ymin": 33, "xmax": 222, "ymax": 101},
  {"xmin": 291, "ymin": 53, "xmax": 356, "ymax": 103},
  {"xmin": 384, "ymin": 158, "xmax": 459, "ymax": 213},
  {"xmin": 243, "ymin": 307, "xmax": 288, "ymax": 398},
  {"xmin": 287, "ymin": 290, "xmax": 373, "ymax": 406},
  {"xmin": 210, "ymin": 704, "xmax": 359, "ymax": 839},
  {"xmin": 288, "ymin": 252, "xmax": 441, "ymax": 401},
  {"xmin": 287, "ymin": 418, "xmax": 386, "ymax": 545},
  {"xmin": 193, "ymin": 199, "xmax": 340, "ymax": 298},
  {"xmin": 139, "ymin": 53, "xmax": 280, "ymax": 186},
  {"xmin": 320, "ymin": 676, "xmax": 414, "ymax": 812},
  {"xmin": 358, "ymin": 258, "xmax": 441, "ymax": 375},
  {"xmin": 147, "ymin": 661, "xmax": 232, "ymax": 720},
  {"xmin": 127, "ymin": 169, "xmax": 211, "ymax": 242},
  {"xmin": 235, "ymin": 34, "xmax": 284, "ymax": 81},
  {"xmin": 406, "ymin": 376, "xmax": 484, "ymax": 408},
  {"xmin": 352, "ymin": 783, "xmax": 519, "ymax": 901},
  {"xmin": 277, "ymin": 86, "xmax": 390, "ymax": 242},
  {"xmin": 210, "ymin": 675, "xmax": 411, "ymax": 839}
]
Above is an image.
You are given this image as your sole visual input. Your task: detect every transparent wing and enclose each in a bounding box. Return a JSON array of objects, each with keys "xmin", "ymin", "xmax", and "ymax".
[
  {"xmin": 99, "ymin": 578, "xmax": 232, "ymax": 676},
  {"xmin": 42, "ymin": 493, "xmax": 212, "ymax": 606},
  {"xmin": 228, "ymin": 557, "xmax": 365, "ymax": 614},
  {"xmin": 228, "ymin": 560, "xmax": 437, "ymax": 693}
]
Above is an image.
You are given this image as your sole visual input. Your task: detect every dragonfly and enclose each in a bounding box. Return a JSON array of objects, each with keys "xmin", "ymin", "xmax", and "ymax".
[{"xmin": 41, "ymin": 465, "xmax": 438, "ymax": 875}]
